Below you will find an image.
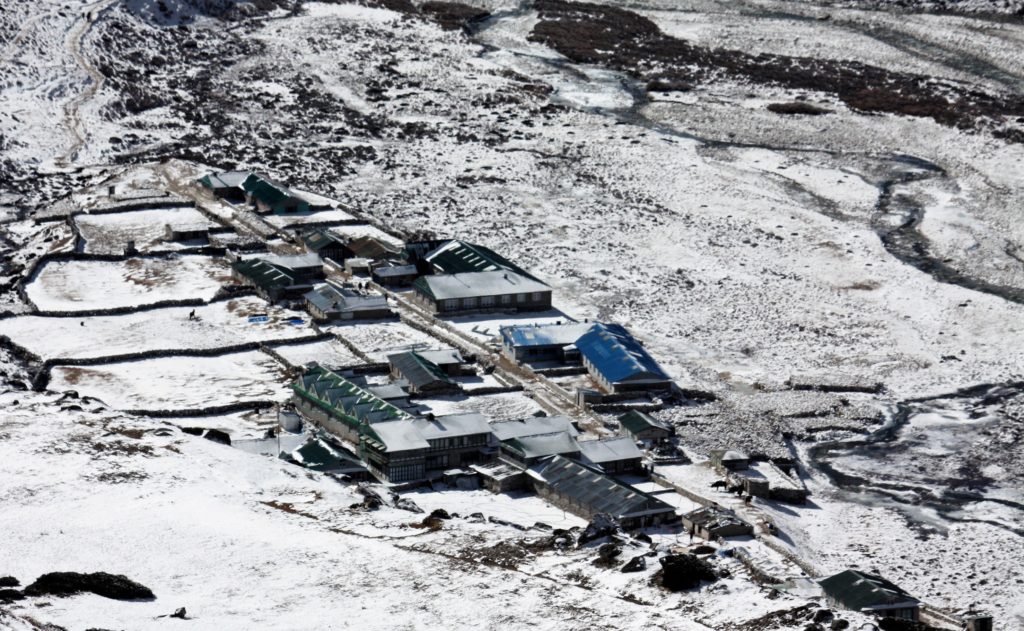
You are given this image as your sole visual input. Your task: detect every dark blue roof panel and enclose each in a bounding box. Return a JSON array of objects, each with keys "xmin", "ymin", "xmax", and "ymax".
[{"xmin": 575, "ymin": 323, "xmax": 670, "ymax": 385}]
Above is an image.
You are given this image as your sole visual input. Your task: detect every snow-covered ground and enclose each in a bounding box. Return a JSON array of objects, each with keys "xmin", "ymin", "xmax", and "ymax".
[
  {"xmin": 0, "ymin": 296, "xmax": 311, "ymax": 359},
  {"xmin": 327, "ymin": 320, "xmax": 442, "ymax": 362},
  {"xmin": 26, "ymin": 256, "xmax": 230, "ymax": 311},
  {"xmin": 48, "ymin": 350, "xmax": 290, "ymax": 411},
  {"xmin": 75, "ymin": 206, "xmax": 217, "ymax": 254}
]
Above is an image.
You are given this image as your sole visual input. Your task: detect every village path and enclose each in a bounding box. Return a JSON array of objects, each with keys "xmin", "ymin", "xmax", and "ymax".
[{"xmin": 54, "ymin": 0, "xmax": 119, "ymax": 168}]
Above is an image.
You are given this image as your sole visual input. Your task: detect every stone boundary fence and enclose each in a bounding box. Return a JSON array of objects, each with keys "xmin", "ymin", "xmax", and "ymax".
[{"xmin": 122, "ymin": 400, "xmax": 282, "ymax": 418}]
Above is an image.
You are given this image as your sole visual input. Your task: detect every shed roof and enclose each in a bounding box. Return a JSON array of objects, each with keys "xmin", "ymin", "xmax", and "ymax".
[
  {"xmin": 818, "ymin": 570, "xmax": 920, "ymax": 613},
  {"xmin": 529, "ymin": 456, "xmax": 675, "ymax": 520},
  {"xmin": 619, "ymin": 410, "xmax": 672, "ymax": 435},
  {"xmin": 683, "ymin": 506, "xmax": 750, "ymax": 531},
  {"xmin": 348, "ymin": 235, "xmax": 400, "ymax": 259},
  {"xmin": 242, "ymin": 173, "xmax": 299, "ymax": 205},
  {"xmin": 304, "ymin": 283, "xmax": 388, "ymax": 314},
  {"xmin": 424, "ymin": 239, "xmax": 542, "ymax": 282},
  {"xmin": 373, "ymin": 264, "xmax": 418, "ymax": 278},
  {"xmin": 303, "ymin": 229, "xmax": 347, "ymax": 253},
  {"xmin": 413, "ymin": 270, "xmax": 550, "ymax": 301},
  {"xmin": 578, "ymin": 436, "xmax": 643, "ymax": 465},
  {"xmin": 576, "ymin": 323, "xmax": 671, "ymax": 385},
  {"xmin": 415, "ymin": 349, "xmax": 463, "ymax": 366},
  {"xmin": 489, "ymin": 416, "xmax": 578, "ymax": 442}
]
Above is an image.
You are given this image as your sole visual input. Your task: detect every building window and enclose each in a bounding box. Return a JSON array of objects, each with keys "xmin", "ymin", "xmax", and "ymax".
[
  {"xmin": 531, "ymin": 292, "xmax": 543, "ymax": 302},
  {"xmin": 500, "ymin": 294, "xmax": 512, "ymax": 304},
  {"xmin": 443, "ymin": 299, "xmax": 458, "ymax": 311},
  {"xmin": 481, "ymin": 296, "xmax": 495, "ymax": 307},
  {"xmin": 517, "ymin": 293, "xmax": 527, "ymax": 303},
  {"xmin": 463, "ymin": 297, "xmax": 477, "ymax": 309}
]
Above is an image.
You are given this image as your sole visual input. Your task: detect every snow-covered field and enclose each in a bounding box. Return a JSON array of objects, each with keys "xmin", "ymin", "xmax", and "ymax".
[
  {"xmin": 26, "ymin": 256, "xmax": 231, "ymax": 312},
  {"xmin": 262, "ymin": 207, "xmax": 356, "ymax": 228},
  {"xmin": 270, "ymin": 337, "xmax": 364, "ymax": 369},
  {"xmin": 328, "ymin": 320, "xmax": 441, "ymax": 361},
  {"xmin": 75, "ymin": 206, "xmax": 217, "ymax": 254},
  {"xmin": 0, "ymin": 296, "xmax": 311, "ymax": 359},
  {"xmin": 48, "ymin": 350, "xmax": 290, "ymax": 411}
]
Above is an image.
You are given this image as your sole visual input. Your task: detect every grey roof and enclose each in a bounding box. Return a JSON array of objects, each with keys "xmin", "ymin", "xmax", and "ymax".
[
  {"xmin": 416, "ymin": 349, "xmax": 464, "ymax": 366},
  {"xmin": 411, "ymin": 413, "xmax": 490, "ymax": 440},
  {"xmin": 367, "ymin": 420, "xmax": 430, "ymax": 453},
  {"xmin": 529, "ymin": 456, "xmax": 675, "ymax": 520},
  {"xmin": 262, "ymin": 252, "xmax": 323, "ymax": 270},
  {"xmin": 711, "ymin": 449, "xmax": 750, "ymax": 462},
  {"xmin": 489, "ymin": 416, "xmax": 579, "ymax": 442},
  {"xmin": 373, "ymin": 264, "xmax": 417, "ymax": 278},
  {"xmin": 578, "ymin": 436, "xmax": 643, "ymax": 464},
  {"xmin": 504, "ymin": 431, "xmax": 580, "ymax": 459},
  {"xmin": 684, "ymin": 506, "xmax": 750, "ymax": 531},
  {"xmin": 204, "ymin": 170, "xmax": 253, "ymax": 189},
  {"xmin": 367, "ymin": 385, "xmax": 408, "ymax": 401},
  {"xmin": 619, "ymin": 410, "xmax": 672, "ymax": 435},
  {"xmin": 819, "ymin": 570, "xmax": 920, "ymax": 613},
  {"xmin": 305, "ymin": 283, "xmax": 388, "ymax": 315},
  {"xmin": 500, "ymin": 322, "xmax": 596, "ymax": 348},
  {"xmin": 415, "ymin": 270, "xmax": 550, "ymax": 301}
]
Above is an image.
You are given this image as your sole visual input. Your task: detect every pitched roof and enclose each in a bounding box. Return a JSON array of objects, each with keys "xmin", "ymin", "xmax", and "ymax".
[
  {"xmin": 424, "ymin": 239, "xmax": 542, "ymax": 282},
  {"xmin": 199, "ymin": 170, "xmax": 253, "ymax": 190},
  {"xmin": 387, "ymin": 351, "xmax": 456, "ymax": 390},
  {"xmin": 348, "ymin": 235, "xmax": 400, "ymax": 259},
  {"xmin": 242, "ymin": 173, "xmax": 301, "ymax": 206},
  {"xmin": 415, "ymin": 349, "xmax": 463, "ymax": 366},
  {"xmin": 619, "ymin": 410, "xmax": 671, "ymax": 435},
  {"xmin": 413, "ymin": 270, "xmax": 550, "ymax": 301},
  {"xmin": 232, "ymin": 258, "xmax": 297, "ymax": 291},
  {"xmin": 500, "ymin": 322, "xmax": 597, "ymax": 348},
  {"xmin": 819, "ymin": 570, "xmax": 920, "ymax": 613},
  {"xmin": 489, "ymin": 416, "xmax": 578, "ymax": 442},
  {"xmin": 529, "ymin": 456, "xmax": 675, "ymax": 520},
  {"xmin": 292, "ymin": 364, "xmax": 412, "ymax": 429},
  {"xmin": 683, "ymin": 506, "xmax": 751, "ymax": 531},
  {"xmin": 576, "ymin": 323, "xmax": 671, "ymax": 385},
  {"xmin": 578, "ymin": 436, "xmax": 643, "ymax": 464},
  {"xmin": 303, "ymin": 229, "xmax": 347, "ymax": 252},
  {"xmin": 503, "ymin": 431, "xmax": 580, "ymax": 460}
]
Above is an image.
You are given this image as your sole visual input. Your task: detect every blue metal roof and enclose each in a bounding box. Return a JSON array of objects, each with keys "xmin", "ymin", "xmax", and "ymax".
[{"xmin": 575, "ymin": 323, "xmax": 671, "ymax": 385}]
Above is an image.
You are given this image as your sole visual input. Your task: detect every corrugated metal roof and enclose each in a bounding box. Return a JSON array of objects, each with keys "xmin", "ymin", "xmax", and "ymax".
[
  {"xmin": 413, "ymin": 270, "xmax": 550, "ymax": 301},
  {"xmin": 232, "ymin": 258, "xmax": 296, "ymax": 291},
  {"xmin": 411, "ymin": 413, "xmax": 490, "ymax": 440},
  {"xmin": 200, "ymin": 170, "xmax": 253, "ymax": 189},
  {"xmin": 500, "ymin": 322, "xmax": 596, "ymax": 348},
  {"xmin": 386, "ymin": 351, "xmax": 455, "ymax": 390},
  {"xmin": 304, "ymin": 283, "xmax": 388, "ymax": 314},
  {"xmin": 415, "ymin": 349, "xmax": 463, "ymax": 366},
  {"xmin": 292, "ymin": 364, "xmax": 412, "ymax": 428},
  {"xmin": 504, "ymin": 432, "xmax": 580, "ymax": 459},
  {"xmin": 489, "ymin": 416, "xmax": 578, "ymax": 442},
  {"xmin": 578, "ymin": 436, "xmax": 643, "ymax": 464},
  {"xmin": 819, "ymin": 570, "xmax": 920, "ymax": 612},
  {"xmin": 619, "ymin": 410, "xmax": 672, "ymax": 434},
  {"xmin": 529, "ymin": 456, "xmax": 675, "ymax": 520},
  {"xmin": 367, "ymin": 420, "xmax": 430, "ymax": 452},
  {"xmin": 424, "ymin": 240, "xmax": 542, "ymax": 282},
  {"xmin": 576, "ymin": 323, "xmax": 671, "ymax": 385}
]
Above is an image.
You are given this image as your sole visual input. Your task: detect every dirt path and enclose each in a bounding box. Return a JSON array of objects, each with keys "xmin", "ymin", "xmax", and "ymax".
[{"xmin": 55, "ymin": 0, "xmax": 119, "ymax": 167}]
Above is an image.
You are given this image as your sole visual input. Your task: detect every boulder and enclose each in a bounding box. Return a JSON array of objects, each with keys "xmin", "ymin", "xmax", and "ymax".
[
  {"xmin": 830, "ymin": 620, "xmax": 850, "ymax": 630},
  {"xmin": 658, "ymin": 554, "xmax": 717, "ymax": 591},
  {"xmin": 24, "ymin": 572, "xmax": 155, "ymax": 600},
  {"xmin": 597, "ymin": 543, "xmax": 621, "ymax": 562},
  {"xmin": 620, "ymin": 555, "xmax": 647, "ymax": 573},
  {"xmin": 0, "ymin": 576, "xmax": 19, "ymax": 587},
  {"xmin": 0, "ymin": 588, "xmax": 24, "ymax": 601},
  {"xmin": 577, "ymin": 513, "xmax": 621, "ymax": 545},
  {"xmin": 394, "ymin": 497, "xmax": 423, "ymax": 513},
  {"xmin": 812, "ymin": 609, "xmax": 834, "ymax": 624},
  {"xmin": 429, "ymin": 508, "xmax": 451, "ymax": 520}
]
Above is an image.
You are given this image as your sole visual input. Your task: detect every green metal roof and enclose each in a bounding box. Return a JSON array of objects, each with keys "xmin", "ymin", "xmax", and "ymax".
[
  {"xmin": 292, "ymin": 364, "xmax": 412, "ymax": 431},
  {"xmin": 232, "ymin": 258, "xmax": 296, "ymax": 291},
  {"xmin": 619, "ymin": 410, "xmax": 671, "ymax": 435},
  {"xmin": 424, "ymin": 240, "xmax": 543, "ymax": 282}
]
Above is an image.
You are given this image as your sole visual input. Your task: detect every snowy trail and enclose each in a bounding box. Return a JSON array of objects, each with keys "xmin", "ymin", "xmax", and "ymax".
[{"xmin": 55, "ymin": 0, "xmax": 119, "ymax": 167}]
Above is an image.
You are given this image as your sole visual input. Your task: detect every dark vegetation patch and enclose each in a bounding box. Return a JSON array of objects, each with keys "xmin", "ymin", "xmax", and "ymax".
[
  {"xmin": 528, "ymin": 0, "xmax": 1024, "ymax": 141},
  {"xmin": 654, "ymin": 553, "xmax": 717, "ymax": 591},
  {"xmin": 419, "ymin": 2, "xmax": 491, "ymax": 31},
  {"xmin": 23, "ymin": 572, "xmax": 155, "ymax": 601},
  {"xmin": 766, "ymin": 101, "xmax": 832, "ymax": 116}
]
